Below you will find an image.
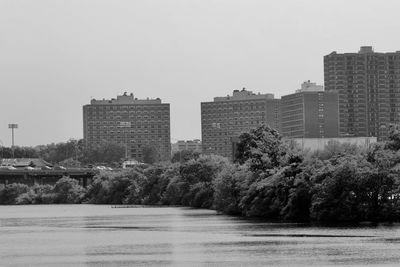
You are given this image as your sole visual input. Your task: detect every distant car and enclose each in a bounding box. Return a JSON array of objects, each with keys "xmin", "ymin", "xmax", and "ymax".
[
  {"xmin": 54, "ymin": 166, "xmax": 66, "ymax": 170},
  {"xmin": 41, "ymin": 166, "xmax": 52, "ymax": 170},
  {"xmin": 94, "ymin": 166, "xmax": 107, "ymax": 170},
  {"xmin": 0, "ymin": 166, "xmax": 16, "ymax": 170}
]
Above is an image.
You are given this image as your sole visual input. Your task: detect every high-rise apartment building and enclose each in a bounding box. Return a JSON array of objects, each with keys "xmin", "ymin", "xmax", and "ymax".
[
  {"xmin": 324, "ymin": 46, "xmax": 400, "ymax": 140},
  {"xmin": 83, "ymin": 93, "xmax": 171, "ymax": 162},
  {"xmin": 201, "ymin": 88, "xmax": 281, "ymax": 159},
  {"xmin": 281, "ymin": 81, "xmax": 339, "ymax": 138}
]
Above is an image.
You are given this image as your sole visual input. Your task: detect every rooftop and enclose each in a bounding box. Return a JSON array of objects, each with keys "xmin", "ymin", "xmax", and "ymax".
[
  {"xmin": 328, "ymin": 46, "xmax": 400, "ymax": 55},
  {"xmin": 295, "ymin": 80, "xmax": 324, "ymax": 93},
  {"xmin": 89, "ymin": 92, "xmax": 163, "ymax": 105},
  {"xmin": 213, "ymin": 88, "xmax": 274, "ymax": 102}
]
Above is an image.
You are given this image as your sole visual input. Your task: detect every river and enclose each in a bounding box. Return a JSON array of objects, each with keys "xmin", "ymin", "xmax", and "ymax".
[{"xmin": 1, "ymin": 205, "xmax": 400, "ymax": 266}]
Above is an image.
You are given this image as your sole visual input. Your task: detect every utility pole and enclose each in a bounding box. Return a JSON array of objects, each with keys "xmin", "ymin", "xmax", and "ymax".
[{"xmin": 8, "ymin": 124, "xmax": 18, "ymax": 158}]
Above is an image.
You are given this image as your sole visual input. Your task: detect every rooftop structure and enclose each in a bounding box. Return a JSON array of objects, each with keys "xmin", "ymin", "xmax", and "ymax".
[
  {"xmin": 213, "ymin": 88, "xmax": 274, "ymax": 102},
  {"xmin": 295, "ymin": 80, "xmax": 324, "ymax": 93},
  {"xmin": 90, "ymin": 92, "xmax": 162, "ymax": 105}
]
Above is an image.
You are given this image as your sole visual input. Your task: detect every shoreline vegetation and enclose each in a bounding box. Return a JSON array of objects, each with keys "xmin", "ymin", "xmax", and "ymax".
[{"xmin": 2, "ymin": 124, "xmax": 400, "ymax": 223}]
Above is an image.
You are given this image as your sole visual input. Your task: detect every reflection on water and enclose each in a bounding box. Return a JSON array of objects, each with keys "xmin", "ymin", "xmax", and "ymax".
[{"xmin": 1, "ymin": 205, "xmax": 400, "ymax": 266}]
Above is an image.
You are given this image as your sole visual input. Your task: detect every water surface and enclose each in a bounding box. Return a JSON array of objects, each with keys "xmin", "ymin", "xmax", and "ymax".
[{"xmin": 1, "ymin": 205, "xmax": 400, "ymax": 266}]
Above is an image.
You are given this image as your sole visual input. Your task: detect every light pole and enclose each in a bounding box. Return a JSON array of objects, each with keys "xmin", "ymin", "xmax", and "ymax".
[
  {"xmin": 0, "ymin": 139, "xmax": 3, "ymax": 159},
  {"xmin": 8, "ymin": 124, "xmax": 18, "ymax": 158}
]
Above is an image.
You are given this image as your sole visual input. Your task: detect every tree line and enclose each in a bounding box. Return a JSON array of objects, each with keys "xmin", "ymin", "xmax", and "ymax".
[
  {"xmin": 0, "ymin": 140, "xmax": 159, "ymax": 166},
  {"xmin": 2, "ymin": 124, "xmax": 400, "ymax": 223}
]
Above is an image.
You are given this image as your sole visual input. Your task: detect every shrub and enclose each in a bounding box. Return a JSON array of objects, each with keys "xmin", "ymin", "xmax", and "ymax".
[{"xmin": 0, "ymin": 184, "xmax": 30, "ymax": 205}]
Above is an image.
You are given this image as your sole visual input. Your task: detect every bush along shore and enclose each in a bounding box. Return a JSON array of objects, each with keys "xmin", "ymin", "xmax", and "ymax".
[{"xmin": 3, "ymin": 124, "xmax": 400, "ymax": 223}]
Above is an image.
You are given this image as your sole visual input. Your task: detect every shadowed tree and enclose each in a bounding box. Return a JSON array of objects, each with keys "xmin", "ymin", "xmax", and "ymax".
[{"xmin": 142, "ymin": 146, "xmax": 158, "ymax": 164}]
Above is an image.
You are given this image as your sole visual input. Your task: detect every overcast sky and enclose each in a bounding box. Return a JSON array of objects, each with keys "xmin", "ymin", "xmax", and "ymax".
[{"xmin": 1, "ymin": 0, "xmax": 400, "ymax": 146}]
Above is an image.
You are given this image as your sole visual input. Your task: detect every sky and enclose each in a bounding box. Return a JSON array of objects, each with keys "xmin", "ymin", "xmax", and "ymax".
[{"xmin": 1, "ymin": 0, "xmax": 400, "ymax": 147}]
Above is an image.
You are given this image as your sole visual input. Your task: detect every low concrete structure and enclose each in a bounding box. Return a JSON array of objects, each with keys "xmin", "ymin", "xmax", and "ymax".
[
  {"xmin": 290, "ymin": 137, "xmax": 377, "ymax": 152},
  {"xmin": 0, "ymin": 168, "xmax": 97, "ymax": 187}
]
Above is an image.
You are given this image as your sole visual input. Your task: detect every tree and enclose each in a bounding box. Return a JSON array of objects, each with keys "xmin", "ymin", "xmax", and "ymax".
[
  {"xmin": 385, "ymin": 124, "xmax": 400, "ymax": 151},
  {"xmin": 36, "ymin": 139, "xmax": 82, "ymax": 164},
  {"xmin": 142, "ymin": 146, "xmax": 158, "ymax": 164},
  {"xmin": 0, "ymin": 146, "xmax": 39, "ymax": 159},
  {"xmin": 235, "ymin": 124, "xmax": 288, "ymax": 172},
  {"xmin": 310, "ymin": 161, "xmax": 360, "ymax": 222},
  {"xmin": 0, "ymin": 184, "xmax": 29, "ymax": 204},
  {"xmin": 52, "ymin": 177, "xmax": 86, "ymax": 204},
  {"xmin": 213, "ymin": 164, "xmax": 250, "ymax": 215},
  {"xmin": 83, "ymin": 141, "xmax": 125, "ymax": 164},
  {"xmin": 178, "ymin": 155, "xmax": 229, "ymax": 208},
  {"xmin": 85, "ymin": 169, "xmax": 146, "ymax": 204}
]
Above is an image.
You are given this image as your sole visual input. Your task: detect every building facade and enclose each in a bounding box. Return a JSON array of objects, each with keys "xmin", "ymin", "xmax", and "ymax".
[
  {"xmin": 281, "ymin": 81, "xmax": 339, "ymax": 138},
  {"xmin": 171, "ymin": 139, "xmax": 202, "ymax": 154},
  {"xmin": 324, "ymin": 46, "xmax": 400, "ymax": 140},
  {"xmin": 83, "ymin": 93, "xmax": 171, "ymax": 162},
  {"xmin": 201, "ymin": 88, "xmax": 281, "ymax": 159}
]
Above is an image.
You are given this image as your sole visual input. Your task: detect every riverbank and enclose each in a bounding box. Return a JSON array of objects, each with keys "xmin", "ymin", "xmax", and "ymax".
[{"xmin": 2, "ymin": 124, "xmax": 400, "ymax": 223}]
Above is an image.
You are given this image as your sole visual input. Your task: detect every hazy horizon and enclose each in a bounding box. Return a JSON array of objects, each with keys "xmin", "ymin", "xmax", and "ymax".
[{"xmin": 1, "ymin": 0, "xmax": 400, "ymax": 147}]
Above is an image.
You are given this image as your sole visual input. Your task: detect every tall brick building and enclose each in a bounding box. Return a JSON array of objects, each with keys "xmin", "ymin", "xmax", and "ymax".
[
  {"xmin": 281, "ymin": 81, "xmax": 339, "ymax": 138},
  {"xmin": 83, "ymin": 93, "xmax": 170, "ymax": 162},
  {"xmin": 324, "ymin": 46, "xmax": 400, "ymax": 140},
  {"xmin": 201, "ymin": 89, "xmax": 280, "ymax": 160}
]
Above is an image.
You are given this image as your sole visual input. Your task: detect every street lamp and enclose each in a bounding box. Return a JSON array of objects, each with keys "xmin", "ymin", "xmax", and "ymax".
[
  {"xmin": 0, "ymin": 139, "xmax": 3, "ymax": 159},
  {"xmin": 8, "ymin": 124, "xmax": 18, "ymax": 158}
]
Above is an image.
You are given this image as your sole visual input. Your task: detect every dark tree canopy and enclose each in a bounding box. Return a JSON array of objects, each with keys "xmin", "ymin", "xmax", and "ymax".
[
  {"xmin": 83, "ymin": 142, "xmax": 125, "ymax": 164},
  {"xmin": 385, "ymin": 124, "xmax": 400, "ymax": 151},
  {"xmin": 235, "ymin": 124, "xmax": 288, "ymax": 171},
  {"xmin": 142, "ymin": 145, "xmax": 158, "ymax": 164}
]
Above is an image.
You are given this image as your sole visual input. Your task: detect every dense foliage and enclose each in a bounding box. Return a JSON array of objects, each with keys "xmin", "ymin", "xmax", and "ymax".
[
  {"xmin": 0, "ymin": 177, "xmax": 85, "ymax": 205},
  {"xmin": 3, "ymin": 124, "xmax": 400, "ymax": 223}
]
